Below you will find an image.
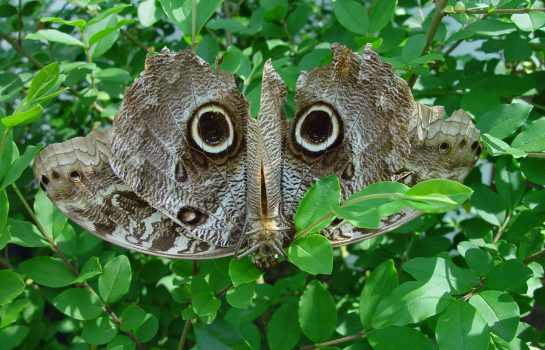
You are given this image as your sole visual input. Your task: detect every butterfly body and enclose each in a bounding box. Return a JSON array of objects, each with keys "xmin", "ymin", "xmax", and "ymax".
[{"xmin": 33, "ymin": 44, "xmax": 480, "ymax": 265}]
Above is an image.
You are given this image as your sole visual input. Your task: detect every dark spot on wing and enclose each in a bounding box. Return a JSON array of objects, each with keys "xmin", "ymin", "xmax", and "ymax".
[
  {"xmin": 175, "ymin": 162, "xmax": 187, "ymax": 182},
  {"xmin": 177, "ymin": 206, "xmax": 206, "ymax": 225},
  {"xmin": 51, "ymin": 170, "xmax": 60, "ymax": 180}
]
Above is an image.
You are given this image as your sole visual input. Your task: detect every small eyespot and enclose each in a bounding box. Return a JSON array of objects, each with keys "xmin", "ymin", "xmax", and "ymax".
[
  {"xmin": 476, "ymin": 145, "xmax": 482, "ymax": 156},
  {"xmin": 69, "ymin": 170, "xmax": 81, "ymax": 183},
  {"xmin": 459, "ymin": 139, "xmax": 467, "ymax": 147},
  {"xmin": 471, "ymin": 141, "xmax": 478, "ymax": 150},
  {"xmin": 41, "ymin": 175, "xmax": 49, "ymax": 185},
  {"xmin": 177, "ymin": 206, "xmax": 205, "ymax": 225},
  {"xmin": 439, "ymin": 142, "xmax": 451, "ymax": 154},
  {"xmin": 51, "ymin": 170, "xmax": 60, "ymax": 180}
]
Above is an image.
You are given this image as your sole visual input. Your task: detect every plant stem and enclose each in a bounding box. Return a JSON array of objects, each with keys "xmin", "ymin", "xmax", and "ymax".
[
  {"xmin": 299, "ymin": 332, "xmax": 366, "ymax": 349},
  {"xmin": 121, "ymin": 29, "xmax": 149, "ymax": 52},
  {"xmin": 11, "ymin": 183, "xmax": 145, "ymax": 350},
  {"xmin": 492, "ymin": 211, "xmax": 512, "ymax": 243},
  {"xmin": 0, "ymin": 32, "xmax": 44, "ymax": 68},
  {"xmin": 447, "ymin": 7, "xmax": 545, "ymax": 15},
  {"xmin": 191, "ymin": 0, "xmax": 197, "ymax": 51},
  {"xmin": 527, "ymin": 152, "xmax": 545, "ymax": 158},
  {"xmin": 524, "ymin": 249, "xmax": 545, "ymax": 264},
  {"xmin": 177, "ymin": 319, "xmax": 192, "ymax": 350},
  {"xmin": 408, "ymin": 0, "xmax": 448, "ymax": 88}
]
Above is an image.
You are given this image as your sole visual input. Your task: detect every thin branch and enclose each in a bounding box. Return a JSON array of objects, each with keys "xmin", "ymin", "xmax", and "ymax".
[
  {"xmin": 407, "ymin": 0, "xmax": 448, "ymax": 88},
  {"xmin": 527, "ymin": 152, "xmax": 545, "ymax": 158},
  {"xmin": 492, "ymin": 211, "xmax": 512, "ymax": 243},
  {"xmin": 223, "ymin": 1, "xmax": 233, "ymax": 47},
  {"xmin": 524, "ymin": 249, "xmax": 545, "ymax": 264},
  {"xmin": 191, "ymin": 0, "xmax": 197, "ymax": 51},
  {"xmin": 121, "ymin": 29, "xmax": 149, "ymax": 52},
  {"xmin": 0, "ymin": 32, "xmax": 44, "ymax": 68},
  {"xmin": 459, "ymin": 280, "xmax": 485, "ymax": 301},
  {"xmin": 11, "ymin": 184, "xmax": 145, "ymax": 350},
  {"xmin": 446, "ymin": 7, "xmax": 545, "ymax": 15},
  {"xmin": 299, "ymin": 332, "xmax": 366, "ymax": 350},
  {"xmin": 215, "ymin": 283, "xmax": 233, "ymax": 298},
  {"xmin": 177, "ymin": 319, "xmax": 192, "ymax": 350},
  {"xmin": 440, "ymin": 14, "xmax": 488, "ymax": 59}
]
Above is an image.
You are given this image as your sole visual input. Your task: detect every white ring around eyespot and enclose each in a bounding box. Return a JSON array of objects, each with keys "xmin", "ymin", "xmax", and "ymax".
[
  {"xmin": 190, "ymin": 104, "xmax": 234, "ymax": 154},
  {"xmin": 294, "ymin": 104, "xmax": 340, "ymax": 153}
]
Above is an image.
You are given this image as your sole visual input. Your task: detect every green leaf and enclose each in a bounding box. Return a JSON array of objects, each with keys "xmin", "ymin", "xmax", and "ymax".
[
  {"xmin": 481, "ymin": 133, "xmax": 527, "ymax": 158},
  {"xmin": 469, "ymin": 291, "xmax": 520, "ymax": 342},
  {"xmin": 471, "ymin": 183, "xmax": 506, "ymax": 226},
  {"xmin": 368, "ymin": 0, "xmax": 397, "ymax": 33},
  {"xmin": 19, "ymin": 256, "xmax": 74, "ymax": 288},
  {"xmin": 192, "ymin": 292, "xmax": 221, "ymax": 317},
  {"xmin": 0, "ymin": 128, "xmax": 14, "ymax": 181},
  {"xmin": 194, "ymin": 319, "xmax": 251, "ymax": 350},
  {"xmin": 1, "ymin": 105, "xmax": 43, "ymax": 128},
  {"xmin": 469, "ymin": 18, "xmax": 516, "ymax": 36},
  {"xmin": 7, "ymin": 219, "xmax": 48, "ymax": 248},
  {"xmin": 401, "ymin": 179, "xmax": 473, "ymax": 213},
  {"xmin": 403, "ymin": 257, "xmax": 480, "ymax": 294},
  {"xmin": 298, "ymin": 280, "xmax": 337, "ymax": 343},
  {"xmin": 0, "ymin": 270, "xmax": 25, "ymax": 306},
  {"xmin": 494, "ymin": 157, "xmax": 524, "ymax": 208},
  {"xmin": 359, "ymin": 259, "xmax": 398, "ymax": 330},
  {"xmin": 485, "ymin": 260, "xmax": 533, "ymax": 291},
  {"xmin": 520, "ymin": 157, "xmax": 545, "ymax": 185},
  {"xmin": 336, "ymin": 182, "xmax": 409, "ymax": 229},
  {"xmin": 512, "ymin": 117, "xmax": 545, "ymax": 152},
  {"xmin": 523, "ymin": 190, "xmax": 545, "ymax": 211},
  {"xmin": 40, "ymin": 16, "xmax": 86, "ymax": 30},
  {"xmin": 120, "ymin": 305, "xmax": 147, "ymax": 332},
  {"xmin": 436, "ymin": 301, "xmax": 490, "ymax": 350},
  {"xmin": 518, "ymin": 228, "xmax": 545, "ymax": 259},
  {"xmin": 334, "ymin": 0, "xmax": 369, "ymax": 35},
  {"xmin": 373, "ymin": 281, "xmax": 453, "ymax": 328},
  {"xmin": 53, "ymin": 288, "xmax": 103, "ymax": 320},
  {"xmin": 295, "ymin": 175, "xmax": 340, "ymax": 234},
  {"xmin": 226, "ymin": 283, "xmax": 254, "ymax": 309},
  {"xmin": 72, "ymin": 257, "xmax": 102, "ymax": 284},
  {"xmin": 1, "ymin": 144, "xmax": 43, "ymax": 188},
  {"xmin": 34, "ymin": 189, "xmax": 67, "ymax": 238},
  {"xmin": 25, "ymin": 29, "xmax": 84, "ymax": 46},
  {"xmin": 134, "ymin": 313, "xmax": 159, "ymax": 342},
  {"xmin": 87, "ymin": 4, "xmax": 132, "ymax": 26},
  {"xmin": 229, "ymin": 257, "xmax": 261, "ymax": 286},
  {"xmin": 402, "ymin": 34, "xmax": 426, "ymax": 63},
  {"xmin": 82, "ymin": 317, "xmax": 118, "ymax": 345},
  {"xmin": 0, "ymin": 325, "xmax": 29, "ymax": 350},
  {"xmin": 96, "ymin": 68, "xmax": 131, "ymax": 83},
  {"xmin": 368, "ymin": 326, "xmax": 434, "ymax": 350},
  {"xmin": 287, "ymin": 235, "xmax": 333, "ymax": 275},
  {"xmin": 511, "ymin": 12, "xmax": 545, "ymax": 32},
  {"xmin": 159, "ymin": 0, "xmax": 223, "ymax": 35},
  {"xmin": 98, "ymin": 255, "xmax": 132, "ymax": 303},
  {"xmin": 477, "ymin": 104, "xmax": 532, "ymax": 140},
  {"xmin": 464, "ymin": 248, "xmax": 494, "ymax": 277},
  {"xmin": 26, "ymin": 62, "xmax": 60, "ymax": 105},
  {"xmin": 138, "ymin": 0, "xmax": 162, "ymax": 27},
  {"xmin": 267, "ymin": 301, "xmax": 301, "ymax": 350}
]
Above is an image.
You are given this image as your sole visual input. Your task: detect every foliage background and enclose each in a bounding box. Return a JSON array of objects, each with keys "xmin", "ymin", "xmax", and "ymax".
[{"xmin": 1, "ymin": 0, "xmax": 545, "ymax": 349}]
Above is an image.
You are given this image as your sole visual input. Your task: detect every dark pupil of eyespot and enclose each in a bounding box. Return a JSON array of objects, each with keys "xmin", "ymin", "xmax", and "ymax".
[
  {"xmin": 301, "ymin": 111, "xmax": 332, "ymax": 144},
  {"xmin": 440, "ymin": 143, "xmax": 449, "ymax": 151},
  {"xmin": 41, "ymin": 175, "xmax": 49, "ymax": 185},
  {"xmin": 70, "ymin": 171, "xmax": 80, "ymax": 181},
  {"xmin": 198, "ymin": 111, "xmax": 227, "ymax": 145}
]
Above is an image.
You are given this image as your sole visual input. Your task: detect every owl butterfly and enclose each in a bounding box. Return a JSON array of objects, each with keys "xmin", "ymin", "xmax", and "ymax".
[{"xmin": 33, "ymin": 44, "xmax": 481, "ymax": 268}]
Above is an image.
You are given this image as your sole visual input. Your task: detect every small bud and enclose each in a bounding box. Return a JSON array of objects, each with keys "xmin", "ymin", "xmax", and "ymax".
[{"xmin": 454, "ymin": 2, "xmax": 466, "ymax": 12}]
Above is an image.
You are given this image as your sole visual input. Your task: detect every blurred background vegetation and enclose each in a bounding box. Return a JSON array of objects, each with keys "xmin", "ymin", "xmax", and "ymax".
[{"xmin": 1, "ymin": 0, "xmax": 545, "ymax": 349}]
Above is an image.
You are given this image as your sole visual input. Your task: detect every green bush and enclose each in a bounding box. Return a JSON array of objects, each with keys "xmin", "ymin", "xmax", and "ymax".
[{"xmin": 1, "ymin": 0, "xmax": 545, "ymax": 349}]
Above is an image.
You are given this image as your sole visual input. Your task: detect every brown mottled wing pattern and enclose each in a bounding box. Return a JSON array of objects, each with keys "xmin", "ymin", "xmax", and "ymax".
[
  {"xmin": 33, "ymin": 129, "xmax": 235, "ymax": 258},
  {"xmin": 109, "ymin": 49, "xmax": 249, "ymax": 247},
  {"xmin": 281, "ymin": 43, "xmax": 480, "ymax": 246}
]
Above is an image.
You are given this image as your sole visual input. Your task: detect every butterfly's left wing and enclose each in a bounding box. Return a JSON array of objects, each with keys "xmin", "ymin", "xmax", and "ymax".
[{"xmin": 33, "ymin": 129, "xmax": 236, "ymax": 258}]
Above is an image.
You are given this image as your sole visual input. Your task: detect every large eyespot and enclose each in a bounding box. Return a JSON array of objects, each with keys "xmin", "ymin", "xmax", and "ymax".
[
  {"xmin": 293, "ymin": 103, "xmax": 343, "ymax": 155},
  {"xmin": 189, "ymin": 103, "xmax": 235, "ymax": 155}
]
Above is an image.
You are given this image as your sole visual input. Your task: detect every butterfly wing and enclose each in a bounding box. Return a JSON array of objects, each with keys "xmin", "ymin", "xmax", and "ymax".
[
  {"xmin": 109, "ymin": 49, "xmax": 249, "ymax": 248},
  {"xmin": 281, "ymin": 44, "xmax": 480, "ymax": 246},
  {"xmin": 33, "ymin": 129, "xmax": 235, "ymax": 258}
]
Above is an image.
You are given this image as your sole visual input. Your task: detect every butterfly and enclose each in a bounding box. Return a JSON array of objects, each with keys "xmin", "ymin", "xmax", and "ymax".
[{"xmin": 33, "ymin": 44, "xmax": 481, "ymax": 268}]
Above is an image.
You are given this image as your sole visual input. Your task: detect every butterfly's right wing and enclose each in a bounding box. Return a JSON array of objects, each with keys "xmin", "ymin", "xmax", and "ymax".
[{"xmin": 33, "ymin": 129, "xmax": 236, "ymax": 259}]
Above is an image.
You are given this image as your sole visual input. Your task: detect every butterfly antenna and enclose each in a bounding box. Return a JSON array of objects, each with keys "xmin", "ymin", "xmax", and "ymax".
[{"xmin": 236, "ymin": 242, "xmax": 262, "ymax": 259}]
